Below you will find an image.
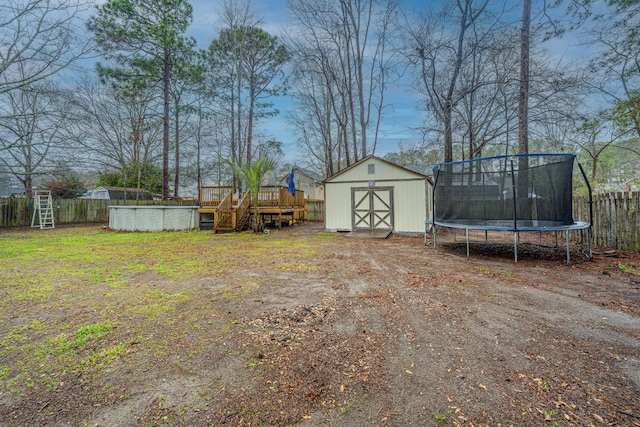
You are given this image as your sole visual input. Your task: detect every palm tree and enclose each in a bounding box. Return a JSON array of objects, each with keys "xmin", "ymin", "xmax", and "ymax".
[{"xmin": 228, "ymin": 156, "xmax": 276, "ymax": 231}]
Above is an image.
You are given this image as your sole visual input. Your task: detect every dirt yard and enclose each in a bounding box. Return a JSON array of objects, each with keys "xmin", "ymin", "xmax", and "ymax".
[{"xmin": 1, "ymin": 222, "xmax": 639, "ymax": 426}]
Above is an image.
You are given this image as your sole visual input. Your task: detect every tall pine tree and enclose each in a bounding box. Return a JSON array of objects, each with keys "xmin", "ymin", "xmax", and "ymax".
[{"xmin": 87, "ymin": 0, "xmax": 195, "ymax": 200}]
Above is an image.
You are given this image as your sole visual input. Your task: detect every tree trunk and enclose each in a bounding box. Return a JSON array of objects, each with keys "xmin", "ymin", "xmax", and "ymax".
[
  {"xmin": 518, "ymin": 0, "xmax": 531, "ymax": 158},
  {"xmin": 444, "ymin": 100, "xmax": 453, "ymax": 163},
  {"xmin": 162, "ymin": 47, "xmax": 171, "ymax": 200},
  {"xmin": 247, "ymin": 84, "xmax": 255, "ymax": 163},
  {"xmin": 517, "ymin": 0, "xmax": 532, "ymax": 220},
  {"xmin": 174, "ymin": 99, "xmax": 180, "ymax": 198}
]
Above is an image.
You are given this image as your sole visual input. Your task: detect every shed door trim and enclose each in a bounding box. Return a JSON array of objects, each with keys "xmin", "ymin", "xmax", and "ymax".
[{"xmin": 351, "ymin": 186, "xmax": 394, "ymax": 231}]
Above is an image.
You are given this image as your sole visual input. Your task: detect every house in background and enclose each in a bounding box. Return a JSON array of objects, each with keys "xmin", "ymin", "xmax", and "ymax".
[
  {"xmin": 324, "ymin": 155, "xmax": 433, "ymax": 235},
  {"xmin": 278, "ymin": 167, "xmax": 324, "ymax": 200},
  {"xmin": 82, "ymin": 186, "xmax": 153, "ymax": 200},
  {"xmin": 0, "ymin": 188, "xmax": 26, "ymax": 198}
]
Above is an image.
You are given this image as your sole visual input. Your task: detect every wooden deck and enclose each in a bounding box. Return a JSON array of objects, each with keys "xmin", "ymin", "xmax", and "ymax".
[{"xmin": 198, "ymin": 186, "xmax": 306, "ymax": 232}]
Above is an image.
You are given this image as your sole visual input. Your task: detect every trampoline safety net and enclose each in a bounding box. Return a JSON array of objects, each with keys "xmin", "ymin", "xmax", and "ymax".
[{"xmin": 433, "ymin": 154, "xmax": 576, "ymax": 228}]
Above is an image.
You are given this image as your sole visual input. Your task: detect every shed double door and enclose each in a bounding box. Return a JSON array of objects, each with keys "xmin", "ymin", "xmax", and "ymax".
[{"xmin": 351, "ymin": 187, "xmax": 394, "ymax": 231}]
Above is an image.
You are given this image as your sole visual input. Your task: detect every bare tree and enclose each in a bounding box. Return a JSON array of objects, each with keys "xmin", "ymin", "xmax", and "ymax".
[
  {"xmin": 586, "ymin": 9, "xmax": 640, "ymax": 140},
  {"xmin": 0, "ymin": 0, "xmax": 92, "ymax": 97},
  {"xmin": 65, "ymin": 79, "xmax": 163, "ymax": 180},
  {"xmin": 405, "ymin": 0, "xmax": 490, "ymax": 163},
  {"xmin": 286, "ymin": 33, "xmax": 343, "ymax": 177},
  {"xmin": 287, "ymin": 0, "xmax": 397, "ymax": 173},
  {"xmin": 453, "ymin": 28, "xmax": 520, "ymax": 160},
  {"xmin": 0, "ymin": 83, "xmax": 72, "ymax": 195}
]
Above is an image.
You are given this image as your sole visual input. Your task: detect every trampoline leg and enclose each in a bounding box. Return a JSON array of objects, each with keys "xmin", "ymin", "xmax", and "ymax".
[
  {"xmin": 566, "ymin": 232, "xmax": 570, "ymax": 264},
  {"xmin": 514, "ymin": 232, "xmax": 518, "ymax": 263},
  {"xmin": 466, "ymin": 228, "xmax": 470, "ymax": 259},
  {"xmin": 433, "ymin": 227, "xmax": 437, "ymax": 250}
]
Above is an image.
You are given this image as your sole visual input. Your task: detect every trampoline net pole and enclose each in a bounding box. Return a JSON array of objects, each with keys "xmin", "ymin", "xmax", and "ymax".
[{"xmin": 511, "ymin": 158, "xmax": 519, "ymax": 263}]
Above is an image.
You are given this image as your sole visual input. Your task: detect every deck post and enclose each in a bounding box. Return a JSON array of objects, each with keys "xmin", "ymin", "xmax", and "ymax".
[
  {"xmin": 232, "ymin": 210, "xmax": 237, "ymax": 231},
  {"xmin": 213, "ymin": 211, "xmax": 219, "ymax": 233}
]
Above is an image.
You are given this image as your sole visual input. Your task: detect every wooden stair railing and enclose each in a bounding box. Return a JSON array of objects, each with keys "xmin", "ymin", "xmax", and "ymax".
[
  {"xmin": 215, "ymin": 189, "xmax": 233, "ymax": 231},
  {"xmin": 235, "ymin": 191, "xmax": 251, "ymax": 231}
]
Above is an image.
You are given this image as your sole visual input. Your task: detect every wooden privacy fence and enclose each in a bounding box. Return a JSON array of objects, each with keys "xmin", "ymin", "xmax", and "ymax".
[
  {"xmin": 0, "ymin": 198, "xmax": 194, "ymax": 227},
  {"xmin": 305, "ymin": 199, "xmax": 325, "ymax": 222},
  {"xmin": 574, "ymin": 192, "xmax": 640, "ymax": 251}
]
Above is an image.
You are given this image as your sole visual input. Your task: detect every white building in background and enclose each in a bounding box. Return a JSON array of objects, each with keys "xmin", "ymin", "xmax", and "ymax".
[{"xmin": 278, "ymin": 167, "xmax": 324, "ymax": 200}]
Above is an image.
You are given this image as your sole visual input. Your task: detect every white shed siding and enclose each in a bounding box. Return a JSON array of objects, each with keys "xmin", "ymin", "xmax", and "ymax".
[
  {"xmin": 392, "ymin": 179, "xmax": 428, "ymax": 233},
  {"xmin": 324, "ymin": 157, "xmax": 432, "ymax": 234},
  {"xmin": 325, "ymin": 181, "xmax": 354, "ymax": 231}
]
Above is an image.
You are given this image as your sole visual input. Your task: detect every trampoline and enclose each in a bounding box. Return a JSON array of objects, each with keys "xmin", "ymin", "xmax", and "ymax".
[{"xmin": 428, "ymin": 154, "xmax": 593, "ymax": 263}]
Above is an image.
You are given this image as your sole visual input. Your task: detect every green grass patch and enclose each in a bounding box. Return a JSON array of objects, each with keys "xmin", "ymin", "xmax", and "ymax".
[
  {"xmin": 0, "ymin": 365, "xmax": 10, "ymax": 380},
  {"xmin": 74, "ymin": 323, "xmax": 115, "ymax": 347}
]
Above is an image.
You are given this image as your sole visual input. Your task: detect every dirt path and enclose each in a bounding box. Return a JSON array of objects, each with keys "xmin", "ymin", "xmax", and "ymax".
[{"xmin": 292, "ymin": 230, "xmax": 639, "ymax": 426}]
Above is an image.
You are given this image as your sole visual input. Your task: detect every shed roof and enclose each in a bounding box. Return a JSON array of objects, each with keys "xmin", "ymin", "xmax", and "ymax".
[{"xmin": 324, "ymin": 155, "xmax": 433, "ymax": 183}]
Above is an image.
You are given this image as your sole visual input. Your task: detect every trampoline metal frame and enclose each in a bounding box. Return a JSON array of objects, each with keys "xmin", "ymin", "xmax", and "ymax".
[{"xmin": 427, "ymin": 220, "xmax": 592, "ymax": 263}]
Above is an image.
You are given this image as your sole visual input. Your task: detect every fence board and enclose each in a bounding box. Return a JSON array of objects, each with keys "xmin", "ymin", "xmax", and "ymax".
[
  {"xmin": 305, "ymin": 199, "xmax": 325, "ymax": 222},
  {"xmin": 0, "ymin": 199, "xmax": 195, "ymax": 228},
  {"xmin": 574, "ymin": 191, "xmax": 640, "ymax": 251}
]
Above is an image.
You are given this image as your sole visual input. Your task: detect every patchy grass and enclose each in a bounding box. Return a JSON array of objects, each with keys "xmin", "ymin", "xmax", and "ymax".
[{"xmin": 0, "ymin": 227, "xmax": 337, "ymax": 404}]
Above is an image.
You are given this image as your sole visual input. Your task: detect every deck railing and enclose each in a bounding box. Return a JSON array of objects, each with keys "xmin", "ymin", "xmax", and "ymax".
[
  {"xmin": 250, "ymin": 186, "xmax": 305, "ymax": 207},
  {"xmin": 254, "ymin": 186, "xmax": 279, "ymax": 207},
  {"xmin": 279, "ymin": 186, "xmax": 305, "ymax": 207},
  {"xmin": 199, "ymin": 185, "xmax": 304, "ymax": 211},
  {"xmin": 200, "ymin": 186, "xmax": 232, "ymax": 207}
]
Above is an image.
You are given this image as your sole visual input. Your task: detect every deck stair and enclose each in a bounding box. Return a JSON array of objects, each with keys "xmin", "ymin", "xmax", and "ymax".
[{"xmin": 235, "ymin": 192, "xmax": 251, "ymax": 231}]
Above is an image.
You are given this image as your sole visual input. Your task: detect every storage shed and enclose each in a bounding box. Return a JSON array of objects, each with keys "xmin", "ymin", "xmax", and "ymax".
[{"xmin": 324, "ymin": 155, "xmax": 433, "ymax": 234}]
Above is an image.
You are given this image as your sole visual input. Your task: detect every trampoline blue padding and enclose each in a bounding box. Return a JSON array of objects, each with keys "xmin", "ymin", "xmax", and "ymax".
[{"xmin": 432, "ymin": 219, "xmax": 590, "ymax": 232}]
